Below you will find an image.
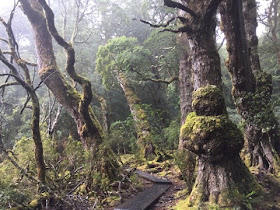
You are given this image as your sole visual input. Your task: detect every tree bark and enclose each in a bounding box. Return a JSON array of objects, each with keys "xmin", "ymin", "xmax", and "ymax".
[
  {"xmin": 180, "ymin": 86, "xmax": 261, "ymax": 207},
  {"xmin": 94, "ymin": 93, "xmax": 110, "ymax": 133},
  {"xmin": 178, "ymin": 34, "xmax": 193, "ymax": 127},
  {"xmin": 177, "ymin": 33, "xmax": 196, "ymax": 192},
  {"xmin": 30, "ymin": 92, "xmax": 46, "ymax": 185},
  {"xmin": 178, "ymin": 51, "xmax": 193, "ymax": 147},
  {"xmin": 243, "ymin": 0, "xmax": 261, "ymax": 75},
  {"xmin": 188, "ymin": 27, "xmax": 223, "ymax": 91},
  {"xmin": 220, "ymin": 0, "xmax": 280, "ymax": 173}
]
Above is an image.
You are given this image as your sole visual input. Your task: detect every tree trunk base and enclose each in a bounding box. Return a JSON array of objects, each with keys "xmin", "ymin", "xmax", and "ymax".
[
  {"xmin": 187, "ymin": 156, "xmax": 262, "ymax": 208},
  {"xmin": 244, "ymin": 124, "xmax": 280, "ymax": 174}
]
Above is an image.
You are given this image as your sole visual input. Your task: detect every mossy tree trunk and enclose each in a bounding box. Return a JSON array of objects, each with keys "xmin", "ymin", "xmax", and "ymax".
[
  {"xmin": 220, "ymin": 0, "xmax": 280, "ymax": 173},
  {"xmin": 180, "ymin": 86, "xmax": 261, "ymax": 208},
  {"xmin": 117, "ymin": 71, "xmax": 156, "ymax": 160},
  {"xmin": 164, "ymin": 0, "xmax": 260, "ymax": 206},
  {"xmin": 94, "ymin": 93, "xmax": 110, "ymax": 133}
]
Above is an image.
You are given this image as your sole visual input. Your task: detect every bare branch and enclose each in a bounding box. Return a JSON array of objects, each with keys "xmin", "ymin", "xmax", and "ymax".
[
  {"xmin": 0, "ymin": 51, "xmax": 33, "ymax": 92},
  {"xmin": 74, "ymin": 32, "xmax": 92, "ymax": 44},
  {"xmin": 34, "ymin": 71, "xmax": 56, "ymax": 92},
  {"xmin": 136, "ymin": 16, "xmax": 176, "ymax": 28},
  {"xmin": 217, "ymin": 37, "xmax": 225, "ymax": 51},
  {"xmin": 163, "ymin": 0, "xmax": 197, "ymax": 18},
  {"xmin": 160, "ymin": 25, "xmax": 192, "ymax": 33},
  {"xmin": 0, "ymin": 81, "xmax": 19, "ymax": 89},
  {"xmin": 20, "ymin": 95, "xmax": 31, "ymax": 114},
  {"xmin": 129, "ymin": 67, "xmax": 178, "ymax": 84},
  {"xmin": 0, "ymin": 38, "xmax": 8, "ymax": 44}
]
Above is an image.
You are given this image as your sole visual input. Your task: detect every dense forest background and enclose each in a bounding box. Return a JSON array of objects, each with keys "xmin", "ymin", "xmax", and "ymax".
[{"xmin": 0, "ymin": 0, "xmax": 280, "ymax": 209}]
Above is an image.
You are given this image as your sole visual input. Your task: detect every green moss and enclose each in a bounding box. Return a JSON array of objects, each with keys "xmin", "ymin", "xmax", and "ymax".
[
  {"xmin": 174, "ymin": 150, "xmax": 196, "ymax": 191},
  {"xmin": 66, "ymin": 87, "xmax": 81, "ymax": 100},
  {"xmin": 28, "ymin": 199, "xmax": 39, "ymax": 208},
  {"xmin": 102, "ymin": 195, "xmax": 121, "ymax": 206},
  {"xmin": 177, "ymin": 85, "xmax": 265, "ymax": 208},
  {"xmin": 192, "ymin": 85, "xmax": 226, "ymax": 116},
  {"xmin": 180, "ymin": 113, "xmax": 243, "ymax": 161},
  {"xmin": 175, "ymin": 188, "xmax": 191, "ymax": 199}
]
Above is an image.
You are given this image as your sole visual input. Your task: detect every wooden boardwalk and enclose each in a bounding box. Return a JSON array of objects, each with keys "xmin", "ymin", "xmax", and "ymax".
[{"xmin": 114, "ymin": 170, "xmax": 172, "ymax": 210}]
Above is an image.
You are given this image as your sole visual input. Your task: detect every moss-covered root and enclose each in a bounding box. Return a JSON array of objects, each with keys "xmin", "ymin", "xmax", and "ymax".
[{"xmin": 186, "ymin": 156, "xmax": 262, "ymax": 208}]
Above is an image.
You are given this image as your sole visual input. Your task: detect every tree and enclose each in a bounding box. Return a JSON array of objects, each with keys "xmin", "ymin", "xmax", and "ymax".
[
  {"xmin": 164, "ymin": 0, "xmax": 260, "ymax": 207},
  {"xmin": 262, "ymin": 0, "xmax": 280, "ymax": 67},
  {"xmin": 19, "ymin": 0, "xmax": 118, "ymax": 179},
  {"xmin": 96, "ymin": 36, "xmax": 160, "ymax": 160},
  {"xmin": 0, "ymin": 5, "xmax": 45, "ymax": 185},
  {"xmin": 220, "ymin": 0, "xmax": 280, "ymax": 173}
]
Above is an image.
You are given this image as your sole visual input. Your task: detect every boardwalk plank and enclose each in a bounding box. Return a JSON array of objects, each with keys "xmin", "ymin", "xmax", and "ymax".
[{"xmin": 114, "ymin": 183, "xmax": 171, "ymax": 210}]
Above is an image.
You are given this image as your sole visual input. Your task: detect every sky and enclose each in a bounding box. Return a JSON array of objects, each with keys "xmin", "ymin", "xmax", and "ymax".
[{"xmin": 0, "ymin": 0, "xmax": 270, "ymax": 36}]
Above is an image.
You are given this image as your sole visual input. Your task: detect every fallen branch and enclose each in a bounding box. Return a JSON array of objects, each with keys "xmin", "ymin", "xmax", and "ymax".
[{"xmin": 117, "ymin": 168, "xmax": 136, "ymax": 203}]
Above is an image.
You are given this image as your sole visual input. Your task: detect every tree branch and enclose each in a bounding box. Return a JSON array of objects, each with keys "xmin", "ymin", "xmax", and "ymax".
[
  {"xmin": 38, "ymin": 0, "xmax": 92, "ymax": 107},
  {"xmin": 217, "ymin": 37, "xmax": 225, "ymax": 51},
  {"xmin": 20, "ymin": 95, "xmax": 31, "ymax": 114},
  {"xmin": 160, "ymin": 25, "xmax": 192, "ymax": 33},
  {"xmin": 163, "ymin": 0, "xmax": 197, "ymax": 18},
  {"xmin": 143, "ymin": 76, "xmax": 179, "ymax": 84},
  {"xmin": 74, "ymin": 31, "xmax": 92, "ymax": 44},
  {"xmin": 0, "ymin": 38, "xmax": 8, "ymax": 44},
  {"xmin": 0, "ymin": 51, "xmax": 33, "ymax": 93},
  {"xmin": 136, "ymin": 16, "xmax": 176, "ymax": 28},
  {"xmin": 0, "ymin": 81, "xmax": 19, "ymax": 89}
]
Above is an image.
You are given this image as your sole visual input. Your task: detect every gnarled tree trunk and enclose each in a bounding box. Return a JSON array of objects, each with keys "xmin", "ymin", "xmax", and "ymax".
[
  {"xmin": 19, "ymin": 0, "xmax": 118, "ymax": 181},
  {"xmin": 220, "ymin": 0, "xmax": 280, "ymax": 173},
  {"xmin": 19, "ymin": 0, "xmax": 102, "ymax": 148},
  {"xmin": 164, "ymin": 0, "xmax": 260, "ymax": 207}
]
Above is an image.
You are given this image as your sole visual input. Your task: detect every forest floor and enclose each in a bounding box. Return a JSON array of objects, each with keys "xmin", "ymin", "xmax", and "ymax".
[
  {"xmin": 108, "ymin": 154, "xmax": 188, "ymax": 210},
  {"xmin": 108, "ymin": 154, "xmax": 280, "ymax": 210}
]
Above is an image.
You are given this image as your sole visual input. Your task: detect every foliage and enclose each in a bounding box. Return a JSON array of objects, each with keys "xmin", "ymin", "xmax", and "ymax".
[
  {"xmin": 0, "ymin": 133, "xmax": 88, "ymax": 208},
  {"xmin": 96, "ymin": 36, "xmax": 151, "ymax": 88},
  {"xmin": 162, "ymin": 119, "xmax": 180, "ymax": 150},
  {"xmin": 107, "ymin": 116, "xmax": 137, "ymax": 154},
  {"xmin": 0, "ymin": 182, "xmax": 26, "ymax": 210}
]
